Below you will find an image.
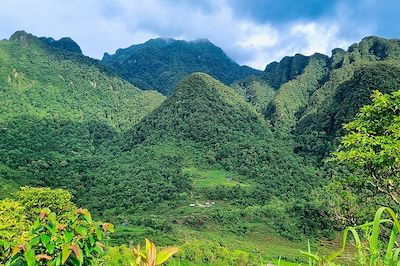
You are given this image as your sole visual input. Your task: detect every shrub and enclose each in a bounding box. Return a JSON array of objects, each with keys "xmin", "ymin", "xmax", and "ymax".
[
  {"xmin": 0, "ymin": 199, "xmax": 30, "ymax": 262},
  {"xmin": 3, "ymin": 208, "xmax": 114, "ymax": 266}
]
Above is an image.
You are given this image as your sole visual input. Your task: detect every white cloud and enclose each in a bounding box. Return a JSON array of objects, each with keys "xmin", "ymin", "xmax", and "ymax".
[
  {"xmin": 236, "ymin": 22, "xmax": 278, "ymax": 49},
  {"xmin": 287, "ymin": 21, "xmax": 352, "ymax": 56},
  {"xmin": 0, "ymin": 0, "xmax": 367, "ymax": 69}
]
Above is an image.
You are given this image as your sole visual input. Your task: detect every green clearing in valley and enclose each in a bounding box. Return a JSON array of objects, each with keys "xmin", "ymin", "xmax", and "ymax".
[{"xmin": 183, "ymin": 167, "xmax": 250, "ymax": 188}]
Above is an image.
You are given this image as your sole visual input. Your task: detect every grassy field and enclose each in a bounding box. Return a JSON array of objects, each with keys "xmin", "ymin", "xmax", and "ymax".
[
  {"xmin": 183, "ymin": 167, "xmax": 250, "ymax": 188},
  {"xmin": 111, "ymin": 218, "xmax": 327, "ymax": 265},
  {"xmin": 109, "ymin": 166, "xmax": 353, "ymax": 265},
  {"xmin": 175, "ymin": 222, "xmax": 315, "ymax": 262},
  {"xmin": 111, "ymin": 209, "xmax": 355, "ymax": 265}
]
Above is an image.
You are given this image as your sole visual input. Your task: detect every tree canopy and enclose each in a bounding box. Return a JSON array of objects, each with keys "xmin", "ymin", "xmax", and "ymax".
[{"xmin": 333, "ymin": 90, "xmax": 400, "ymax": 204}]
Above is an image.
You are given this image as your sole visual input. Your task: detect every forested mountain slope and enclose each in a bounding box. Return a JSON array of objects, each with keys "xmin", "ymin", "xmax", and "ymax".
[
  {"xmin": 102, "ymin": 38, "xmax": 261, "ymax": 95},
  {"xmin": 0, "ymin": 31, "xmax": 165, "ymax": 197},
  {"xmin": 94, "ymin": 73, "xmax": 328, "ymax": 237},
  {"xmin": 234, "ymin": 36, "xmax": 400, "ymax": 161},
  {"xmin": 294, "ymin": 37, "xmax": 400, "ymax": 160},
  {"xmin": 2, "ymin": 30, "xmax": 400, "ymax": 247}
]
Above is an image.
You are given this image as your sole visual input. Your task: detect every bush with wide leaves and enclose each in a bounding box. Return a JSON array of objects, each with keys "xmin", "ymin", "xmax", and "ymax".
[{"xmin": 3, "ymin": 208, "xmax": 114, "ymax": 266}]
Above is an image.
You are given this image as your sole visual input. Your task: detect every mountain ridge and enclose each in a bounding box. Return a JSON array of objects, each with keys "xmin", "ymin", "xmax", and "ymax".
[
  {"xmin": 101, "ymin": 37, "xmax": 261, "ymax": 95},
  {"xmin": 2, "ymin": 30, "xmax": 400, "ymax": 249}
]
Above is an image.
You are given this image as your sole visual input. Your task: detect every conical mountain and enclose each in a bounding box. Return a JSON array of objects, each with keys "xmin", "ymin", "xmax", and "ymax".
[
  {"xmin": 118, "ymin": 73, "xmax": 323, "ymax": 213},
  {"xmin": 124, "ymin": 72, "xmax": 271, "ymax": 149}
]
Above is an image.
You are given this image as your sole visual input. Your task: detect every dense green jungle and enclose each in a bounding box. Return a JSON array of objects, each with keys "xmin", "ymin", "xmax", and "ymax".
[{"xmin": 1, "ymin": 31, "xmax": 400, "ymax": 265}]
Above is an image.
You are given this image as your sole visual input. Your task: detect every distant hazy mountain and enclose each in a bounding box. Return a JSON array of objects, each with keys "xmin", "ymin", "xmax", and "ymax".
[{"xmin": 102, "ymin": 38, "xmax": 261, "ymax": 95}]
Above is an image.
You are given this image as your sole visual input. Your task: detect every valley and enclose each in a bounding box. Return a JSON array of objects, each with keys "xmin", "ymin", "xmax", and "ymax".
[{"xmin": 1, "ymin": 30, "xmax": 400, "ymax": 265}]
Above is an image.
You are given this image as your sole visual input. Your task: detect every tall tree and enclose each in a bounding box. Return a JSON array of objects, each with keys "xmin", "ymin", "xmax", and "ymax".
[{"xmin": 333, "ymin": 90, "xmax": 400, "ymax": 204}]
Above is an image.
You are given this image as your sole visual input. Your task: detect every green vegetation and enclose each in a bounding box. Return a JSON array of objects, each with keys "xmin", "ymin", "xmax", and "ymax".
[
  {"xmin": 263, "ymin": 53, "xmax": 312, "ymax": 89},
  {"xmin": 0, "ymin": 187, "xmax": 179, "ymax": 266},
  {"xmin": 1, "ymin": 31, "xmax": 164, "ymax": 130},
  {"xmin": 183, "ymin": 168, "xmax": 249, "ymax": 188},
  {"xmin": 2, "ymin": 30, "xmax": 400, "ymax": 264},
  {"xmin": 0, "ymin": 187, "xmax": 102, "ymax": 265},
  {"xmin": 329, "ymin": 90, "xmax": 400, "ymax": 225},
  {"xmin": 266, "ymin": 54, "xmax": 330, "ymax": 130},
  {"xmin": 293, "ymin": 38, "xmax": 400, "ymax": 161},
  {"xmin": 5, "ymin": 208, "xmax": 114, "ymax": 266},
  {"xmin": 231, "ymin": 77, "xmax": 276, "ymax": 114},
  {"xmin": 120, "ymin": 72, "xmax": 330, "ymax": 240},
  {"xmin": 0, "ymin": 30, "xmax": 165, "ymax": 202},
  {"xmin": 38, "ymin": 36, "xmax": 83, "ymax": 54},
  {"xmin": 303, "ymin": 207, "xmax": 400, "ymax": 265},
  {"xmin": 102, "ymin": 38, "xmax": 260, "ymax": 95}
]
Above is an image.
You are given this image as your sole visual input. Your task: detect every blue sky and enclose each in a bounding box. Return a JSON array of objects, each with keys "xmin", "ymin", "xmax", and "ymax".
[{"xmin": 0, "ymin": 0, "xmax": 399, "ymax": 69}]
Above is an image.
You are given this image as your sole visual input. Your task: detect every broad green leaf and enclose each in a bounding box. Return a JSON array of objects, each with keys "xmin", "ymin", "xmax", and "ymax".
[
  {"xmin": 155, "ymin": 247, "xmax": 179, "ymax": 265},
  {"xmin": 92, "ymin": 245, "xmax": 104, "ymax": 255},
  {"xmin": 94, "ymin": 227, "xmax": 102, "ymax": 241},
  {"xmin": 48, "ymin": 212, "xmax": 57, "ymax": 225},
  {"xmin": 3, "ymin": 241, "xmax": 10, "ymax": 250},
  {"xmin": 47, "ymin": 242, "xmax": 55, "ymax": 254},
  {"xmin": 61, "ymin": 244, "xmax": 72, "ymax": 264},
  {"xmin": 64, "ymin": 231, "xmax": 74, "ymax": 243},
  {"xmin": 75, "ymin": 226, "xmax": 87, "ymax": 237},
  {"xmin": 24, "ymin": 249, "xmax": 36, "ymax": 266},
  {"xmin": 45, "ymin": 223, "xmax": 56, "ymax": 234},
  {"xmin": 29, "ymin": 236, "xmax": 41, "ymax": 246},
  {"xmin": 89, "ymin": 235, "xmax": 95, "ymax": 246},
  {"xmin": 40, "ymin": 234, "xmax": 51, "ymax": 247},
  {"xmin": 33, "ymin": 217, "xmax": 40, "ymax": 228}
]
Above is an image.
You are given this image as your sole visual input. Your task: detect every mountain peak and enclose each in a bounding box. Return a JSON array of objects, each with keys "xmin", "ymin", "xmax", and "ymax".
[
  {"xmin": 173, "ymin": 72, "xmax": 221, "ymax": 94},
  {"xmin": 172, "ymin": 72, "xmax": 260, "ymax": 109},
  {"xmin": 145, "ymin": 37, "xmax": 176, "ymax": 46},
  {"xmin": 145, "ymin": 37, "xmax": 212, "ymax": 46},
  {"xmin": 123, "ymin": 72, "xmax": 268, "ymax": 149},
  {"xmin": 38, "ymin": 36, "xmax": 82, "ymax": 54},
  {"xmin": 9, "ymin": 30, "xmax": 32, "ymax": 40},
  {"xmin": 348, "ymin": 35, "xmax": 400, "ymax": 60},
  {"xmin": 9, "ymin": 31, "xmax": 82, "ymax": 54},
  {"xmin": 102, "ymin": 38, "xmax": 260, "ymax": 95},
  {"xmin": 9, "ymin": 30, "xmax": 42, "ymax": 47}
]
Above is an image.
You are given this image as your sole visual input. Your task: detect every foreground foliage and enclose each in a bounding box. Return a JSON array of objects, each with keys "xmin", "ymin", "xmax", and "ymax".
[
  {"xmin": 4, "ymin": 208, "xmax": 114, "ymax": 266},
  {"xmin": 303, "ymin": 207, "xmax": 400, "ymax": 265},
  {"xmin": 0, "ymin": 188, "xmax": 178, "ymax": 266},
  {"xmin": 330, "ymin": 90, "xmax": 400, "ymax": 225},
  {"xmin": 131, "ymin": 238, "xmax": 178, "ymax": 266},
  {"xmin": 334, "ymin": 90, "xmax": 400, "ymax": 204},
  {"xmin": 0, "ymin": 187, "xmax": 113, "ymax": 265}
]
